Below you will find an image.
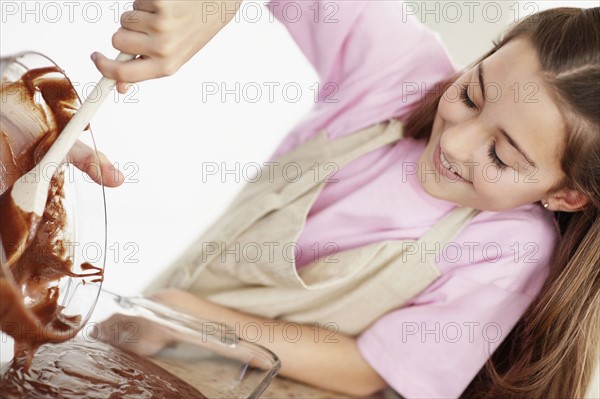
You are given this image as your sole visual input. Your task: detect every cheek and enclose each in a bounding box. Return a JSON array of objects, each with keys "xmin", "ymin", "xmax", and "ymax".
[
  {"xmin": 470, "ymin": 178, "xmax": 521, "ymax": 210},
  {"xmin": 473, "ymin": 169, "xmax": 544, "ymax": 204},
  {"xmin": 472, "ymin": 175, "xmax": 503, "ymax": 201}
]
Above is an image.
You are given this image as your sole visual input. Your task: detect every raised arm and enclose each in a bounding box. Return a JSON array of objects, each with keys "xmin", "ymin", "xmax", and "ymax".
[{"xmin": 92, "ymin": 0, "xmax": 244, "ymax": 93}]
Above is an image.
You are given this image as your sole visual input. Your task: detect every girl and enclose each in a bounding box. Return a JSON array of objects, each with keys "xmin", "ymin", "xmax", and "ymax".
[{"xmin": 92, "ymin": 1, "xmax": 600, "ymax": 398}]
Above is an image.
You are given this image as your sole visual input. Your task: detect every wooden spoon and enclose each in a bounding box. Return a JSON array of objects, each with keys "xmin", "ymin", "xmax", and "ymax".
[{"xmin": 0, "ymin": 52, "xmax": 135, "ymax": 267}]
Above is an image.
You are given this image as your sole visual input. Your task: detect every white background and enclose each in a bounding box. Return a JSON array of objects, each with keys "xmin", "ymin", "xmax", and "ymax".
[
  {"xmin": 1, "ymin": 1, "xmax": 598, "ymax": 396},
  {"xmin": 2, "ymin": 0, "xmax": 594, "ymax": 294}
]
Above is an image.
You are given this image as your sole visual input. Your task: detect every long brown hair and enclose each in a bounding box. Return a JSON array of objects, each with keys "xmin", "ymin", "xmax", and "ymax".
[{"xmin": 402, "ymin": 7, "xmax": 600, "ymax": 399}]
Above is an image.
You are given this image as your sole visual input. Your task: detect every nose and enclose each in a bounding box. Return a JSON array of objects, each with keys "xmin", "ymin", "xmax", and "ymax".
[{"xmin": 440, "ymin": 120, "xmax": 486, "ymax": 180}]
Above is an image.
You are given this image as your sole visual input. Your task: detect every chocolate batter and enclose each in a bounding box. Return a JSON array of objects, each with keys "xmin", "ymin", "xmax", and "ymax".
[
  {"xmin": 1, "ymin": 66, "xmax": 210, "ymax": 399},
  {"xmin": 1, "ymin": 172, "xmax": 97, "ymax": 357},
  {"xmin": 0, "ymin": 66, "xmax": 79, "ymax": 270},
  {"xmin": 0, "ymin": 66, "xmax": 80, "ymax": 195},
  {"xmin": 0, "ymin": 66, "xmax": 99, "ymax": 356},
  {"xmin": 0, "ymin": 339, "xmax": 208, "ymax": 399}
]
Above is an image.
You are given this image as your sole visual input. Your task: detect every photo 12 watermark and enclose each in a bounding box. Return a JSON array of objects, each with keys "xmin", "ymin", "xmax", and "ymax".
[
  {"xmin": 399, "ymin": 1, "xmax": 542, "ymax": 24},
  {"xmin": 0, "ymin": 319, "xmax": 342, "ymax": 347},
  {"xmin": 0, "ymin": 1, "xmax": 340, "ymax": 25},
  {"xmin": 400, "ymin": 320, "xmax": 508, "ymax": 344},
  {"xmin": 0, "ymin": 240, "xmax": 141, "ymax": 266},
  {"xmin": 199, "ymin": 160, "xmax": 340, "ymax": 184},
  {"xmin": 199, "ymin": 240, "xmax": 340, "ymax": 264},
  {"xmin": 200, "ymin": 81, "xmax": 339, "ymax": 104},
  {"xmin": 401, "ymin": 240, "xmax": 540, "ymax": 264}
]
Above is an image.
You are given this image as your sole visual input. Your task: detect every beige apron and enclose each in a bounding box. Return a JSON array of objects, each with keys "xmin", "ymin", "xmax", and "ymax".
[{"xmin": 146, "ymin": 119, "xmax": 479, "ymax": 335}]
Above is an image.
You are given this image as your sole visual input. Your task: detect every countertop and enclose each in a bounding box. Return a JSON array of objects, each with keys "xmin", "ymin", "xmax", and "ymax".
[
  {"xmin": 153, "ymin": 354, "xmax": 403, "ymax": 399},
  {"xmin": 261, "ymin": 376, "xmax": 402, "ymax": 399}
]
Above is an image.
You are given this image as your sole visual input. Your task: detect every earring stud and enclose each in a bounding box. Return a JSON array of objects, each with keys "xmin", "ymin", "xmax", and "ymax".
[{"xmin": 543, "ymin": 201, "xmax": 549, "ymax": 209}]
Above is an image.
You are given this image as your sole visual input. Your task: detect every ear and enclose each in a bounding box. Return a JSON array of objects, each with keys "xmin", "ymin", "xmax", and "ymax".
[{"xmin": 545, "ymin": 188, "xmax": 589, "ymax": 212}]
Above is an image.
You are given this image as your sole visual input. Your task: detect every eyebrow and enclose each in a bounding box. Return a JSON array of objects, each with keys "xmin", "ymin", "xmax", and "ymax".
[
  {"xmin": 477, "ymin": 63, "xmax": 538, "ymax": 169},
  {"xmin": 477, "ymin": 63, "xmax": 486, "ymax": 103}
]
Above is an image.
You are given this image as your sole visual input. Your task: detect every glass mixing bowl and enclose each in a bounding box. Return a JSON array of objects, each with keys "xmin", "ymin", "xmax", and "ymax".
[{"xmin": 0, "ymin": 52, "xmax": 107, "ymax": 361}]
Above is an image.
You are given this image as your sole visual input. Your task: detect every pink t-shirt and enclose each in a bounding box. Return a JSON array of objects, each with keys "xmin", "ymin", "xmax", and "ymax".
[{"xmin": 267, "ymin": 1, "xmax": 560, "ymax": 398}]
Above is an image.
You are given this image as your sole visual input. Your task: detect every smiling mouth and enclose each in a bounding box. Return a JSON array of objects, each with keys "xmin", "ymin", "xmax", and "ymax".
[
  {"xmin": 440, "ymin": 151, "xmax": 459, "ymax": 175},
  {"xmin": 434, "ymin": 143, "xmax": 470, "ymax": 183}
]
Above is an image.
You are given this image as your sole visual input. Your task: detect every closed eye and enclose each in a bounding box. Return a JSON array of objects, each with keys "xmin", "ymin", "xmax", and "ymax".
[
  {"xmin": 488, "ymin": 141, "xmax": 508, "ymax": 170},
  {"xmin": 459, "ymin": 83, "xmax": 478, "ymax": 110}
]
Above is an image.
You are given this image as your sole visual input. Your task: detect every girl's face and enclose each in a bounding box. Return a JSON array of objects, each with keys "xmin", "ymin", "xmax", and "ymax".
[{"xmin": 418, "ymin": 37, "xmax": 568, "ymax": 212}]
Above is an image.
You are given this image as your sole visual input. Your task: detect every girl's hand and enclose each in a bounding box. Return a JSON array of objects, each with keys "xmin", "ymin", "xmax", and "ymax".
[
  {"xmin": 91, "ymin": 0, "xmax": 243, "ymax": 94},
  {"xmin": 93, "ymin": 313, "xmax": 178, "ymax": 357},
  {"xmin": 90, "ymin": 291, "xmax": 205, "ymax": 358}
]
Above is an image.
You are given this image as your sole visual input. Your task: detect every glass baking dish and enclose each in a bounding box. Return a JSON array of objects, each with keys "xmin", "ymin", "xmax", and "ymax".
[
  {"xmin": 1, "ymin": 289, "xmax": 281, "ymax": 398},
  {"xmin": 91, "ymin": 289, "xmax": 281, "ymax": 398}
]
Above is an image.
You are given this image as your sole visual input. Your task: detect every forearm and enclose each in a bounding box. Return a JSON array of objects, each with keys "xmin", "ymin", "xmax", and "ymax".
[
  {"xmin": 150, "ymin": 289, "xmax": 387, "ymax": 397},
  {"xmin": 212, "ymin": 306, "xmax": 384, "ymax": 396}
]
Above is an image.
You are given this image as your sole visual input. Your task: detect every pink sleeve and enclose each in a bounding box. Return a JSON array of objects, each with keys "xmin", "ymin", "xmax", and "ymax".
[
  {"xmin": 356, "ymin": 209, "xmax": 559, "ymax": 398},
  {"xmin": 356, "ymin": 280, "xmax": 536, "ymax": 398},
  {"xmin": 267, "ymin": 0, "xmax": 458, "ymax": 156}
]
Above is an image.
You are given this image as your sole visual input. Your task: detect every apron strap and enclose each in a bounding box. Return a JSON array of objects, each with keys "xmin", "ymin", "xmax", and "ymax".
[
  {"xmin": 324, "ymin": 118, "xmax": 404, "ymax": 170},
  {"xmin": 416, "ymin": 206, "xmax": 479, "ymax": 247}
]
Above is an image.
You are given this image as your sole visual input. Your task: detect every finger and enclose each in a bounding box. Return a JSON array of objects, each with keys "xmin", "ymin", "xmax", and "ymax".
[
  {"xmin": 94, "ymin": 314, "xmax": 142, "ymax": 346},
  {"xmin": 89, "ymin": 314, "xmax": 120, "ymax": 340},
  {"xmin": 111, "ymin": 27, "xmax": 150, "ymax": 57},
  {"xmin": 68, "ymin": 140, "xmax": 125, "ymax": 187},
  {"xmin": 133, "ymin": 0, "xmax": 159, "ymax": 13},
  {"xmin": 120, "ymin": 10, "xmax": 156, "ymax": 33},
  {"xmin": 97, "ymin": 315, "xmax": 170, "ymax": 357},
  {"xmin": 116, "ymin": 81, "xmax": 131, "ymax": 94},
  {"xmin": 92, "ymin": 52, "xmax": 163, "ymax": 84}
]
